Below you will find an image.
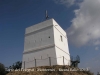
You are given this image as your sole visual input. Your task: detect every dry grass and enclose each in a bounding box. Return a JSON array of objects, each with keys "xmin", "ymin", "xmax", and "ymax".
[{"xmin": 6, "ymin": 65, "xmax": 94, "ymax": 75}]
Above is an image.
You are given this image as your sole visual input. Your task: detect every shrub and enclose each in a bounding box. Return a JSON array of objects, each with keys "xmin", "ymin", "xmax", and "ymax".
[{"xmin": 0, "ymin": 62, "xmax": 6, "ymax": 75}]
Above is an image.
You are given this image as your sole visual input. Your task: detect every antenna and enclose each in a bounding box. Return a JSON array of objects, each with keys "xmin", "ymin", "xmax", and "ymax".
[{"xmin": 45, "ymin": 10, "xmax": 49, "ymax": 20}]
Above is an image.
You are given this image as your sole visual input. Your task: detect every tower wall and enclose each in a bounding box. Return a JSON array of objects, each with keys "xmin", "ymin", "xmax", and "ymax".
[
  {"xmin": 53, "ymin": 19, "xmax": 70, "ymax": 65},
  {"xmin": 22, "ymin": 47, "xmax": 57, "ymax": 69},
  {"xmin": 24, "ymin": 26, "xmax": 54, "ymax": 52},
  {"xmin": 22, "ymin": 19, "xmax": 70, "ymax": 69}
]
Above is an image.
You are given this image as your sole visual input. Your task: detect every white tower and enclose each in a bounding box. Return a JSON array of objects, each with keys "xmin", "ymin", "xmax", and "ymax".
[{"xmin": 22, "ymin": 19, "xmax": 70, "ymax": 69}]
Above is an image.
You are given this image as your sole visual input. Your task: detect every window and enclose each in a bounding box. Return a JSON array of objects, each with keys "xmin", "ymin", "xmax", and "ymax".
[{"xmin": 60, "ymin": 35, "xmax": 63, "ymax": 42}]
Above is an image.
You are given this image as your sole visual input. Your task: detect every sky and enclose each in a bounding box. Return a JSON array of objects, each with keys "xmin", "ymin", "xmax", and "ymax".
[{"xmin": 0, "ymin": 0, "xmax": 100, "ymax": 74}]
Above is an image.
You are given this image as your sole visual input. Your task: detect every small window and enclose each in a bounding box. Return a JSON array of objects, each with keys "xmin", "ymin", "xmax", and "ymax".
[{"xmin": 60, "ymin": 35, "xmax": 63, "ymax": 42}]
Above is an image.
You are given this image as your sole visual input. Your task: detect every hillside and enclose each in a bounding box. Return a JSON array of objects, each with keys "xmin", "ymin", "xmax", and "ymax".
[{"xmin": 6, "ymin": 65, "xmax": 94, "ymax": 75}]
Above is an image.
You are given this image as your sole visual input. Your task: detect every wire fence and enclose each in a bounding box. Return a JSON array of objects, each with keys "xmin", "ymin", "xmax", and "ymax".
[{"xmin": 22, "ymin": 56, "xmax": 71, "ymax": 69}]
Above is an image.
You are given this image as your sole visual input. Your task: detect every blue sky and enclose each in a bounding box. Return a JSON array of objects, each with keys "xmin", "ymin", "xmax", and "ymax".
[{"xmin": 0, "ymin": 0, "xmax": 100, "ymax": 74}]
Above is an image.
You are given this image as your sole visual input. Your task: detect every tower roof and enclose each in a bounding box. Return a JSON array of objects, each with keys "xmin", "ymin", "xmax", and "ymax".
[
  {"xmin": 25, "ymin": 18, "xmax": 66, "ymax": 36},
  {"xmin": 25, "ymin": 19, "xmax": 55, "ymax": 34}
]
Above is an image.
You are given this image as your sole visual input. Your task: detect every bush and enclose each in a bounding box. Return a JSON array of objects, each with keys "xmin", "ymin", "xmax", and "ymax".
[{"xmin": 0, "ymin": 62, "xmax": 6, "ymax": 75}]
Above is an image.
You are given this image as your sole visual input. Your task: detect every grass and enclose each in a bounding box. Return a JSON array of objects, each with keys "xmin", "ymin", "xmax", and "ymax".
[{"xmin": 6, "ymin": 65, "xmax": 94, "ymax": 75}]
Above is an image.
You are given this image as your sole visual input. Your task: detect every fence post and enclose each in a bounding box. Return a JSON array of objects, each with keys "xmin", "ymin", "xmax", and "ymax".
[
  {"xmin": 63, "ymin": 56, "xmax": 64, "ymax": 65},
  {"xmin": 24, "ymin": 61, "xmax": 25, "ymax": 69},
  {"xmin": 35, "ymin": 59, "xmax": 36, "ymax": 67},
  {"xmin": 49, "ymin": 57, "xmax": 51, "ymax": 66}
]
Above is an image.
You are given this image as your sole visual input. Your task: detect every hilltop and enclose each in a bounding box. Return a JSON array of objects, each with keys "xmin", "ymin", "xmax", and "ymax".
[{"xmin": 6, "ymin": 65, "xmax": 94, "ymax": 75}]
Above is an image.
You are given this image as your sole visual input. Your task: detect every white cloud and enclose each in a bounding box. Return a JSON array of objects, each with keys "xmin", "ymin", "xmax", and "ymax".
[
  {"xmin": 53, "ymin": 0, "xmax": 83, "ymax": 7},
  {"xmin": 67, "ymin": 0, "xmax": 100, "ymax": 47},
  {"xmin": 53, "ymin": 0, "xmax": 75, "ymax": 7},
  {"xmin": 94, "ymin": 41, "xmax": 100, "ymax": 45},
  {"xmin": 95, "ymin": 47, "xmax": 99, "ymax": 50}
]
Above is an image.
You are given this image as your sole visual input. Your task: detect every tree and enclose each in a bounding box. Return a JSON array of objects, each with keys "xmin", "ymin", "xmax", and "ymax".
[
  {"xmin": 9, "ymin": 61, "xmax": 22, "ymax": 70},
  {"xmin": 0, "ymin": 62, "xmax": 6, "ymax": 75}
]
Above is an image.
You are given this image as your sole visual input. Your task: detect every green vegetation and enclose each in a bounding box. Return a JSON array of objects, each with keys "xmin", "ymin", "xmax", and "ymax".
[
  {"xmin": 0, "ymin": 62, "xmax": 6, "ymax": 75},
  {"xmin": 9, "ymin": 61, "xmax": 22, "ymax": 70}
]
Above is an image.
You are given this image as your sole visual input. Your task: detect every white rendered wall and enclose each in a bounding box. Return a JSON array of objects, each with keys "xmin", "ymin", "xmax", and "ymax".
[
  {"xmin": 52, "ymin": 19, "xmax": 70, "ymax": 65},
  {"xmin": 22, "ymin": 19, "xmax": 70, "ymax": 69},
  {"xmin": 24, "ymin": 26, "xmax": 54, "ymax": 52},
  {"xmin": 22, "ymin": 19, "xmax": 56, "ymax": 69},
  {"xmin": 22, "ymin": 47, "xmax": 57, "ymax": 69}
]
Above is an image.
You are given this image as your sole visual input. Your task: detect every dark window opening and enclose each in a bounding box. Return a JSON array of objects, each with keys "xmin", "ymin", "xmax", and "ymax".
[{"xmin": 60, "ymin": 35, "xmax": 63, "ymax": 42}]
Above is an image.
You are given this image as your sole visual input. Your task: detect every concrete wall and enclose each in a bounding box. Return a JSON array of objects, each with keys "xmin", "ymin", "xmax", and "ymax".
[
  {"xmin": 22, "ymin": 19, "xmax": 70, "ymax": 69},
  {"xmin": 22, "ymin": 19, "xmax": 56, "ymax": 69},
  {"xmin": 22, "ymin": 46, "xmax": 57, "ymax": 69},
  {"xmin": 55, "ymin": 46, "xmax": 70, "ymax": 65},
  {"xmin": 24, "ymin": 26, "xmax": 54, "ymax": 52},
  {"xmin": 53, "ymin": 20, "xmax": 70, "ymax": 65},
  {"xmin": 25, "ymin": 19, "xmax": 54, "ymax": 34}
]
